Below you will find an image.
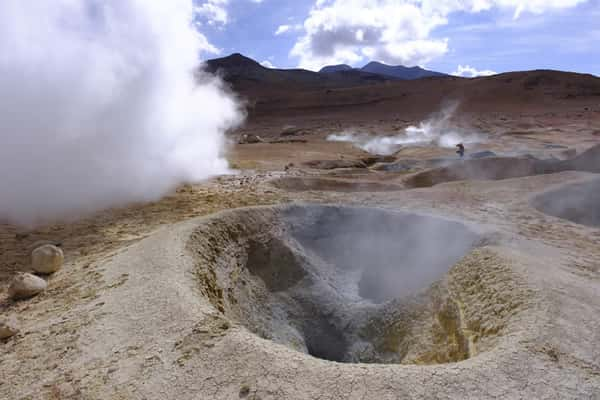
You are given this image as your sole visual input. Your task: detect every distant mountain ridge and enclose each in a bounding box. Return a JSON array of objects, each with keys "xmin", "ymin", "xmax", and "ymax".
[
  {"xmin": 204, "ymin": 53, "xmax": 448, "ymax": 88},
  {"xmin": 361, "ymin": 61, "xmax": 447, "ymax": 79},
  {"xmin": 203, "ymin": 53, "xmax": 600, "ymax": 131},
  {"xmin": 204, "ymin": 53, "xmax": 398, "ymax": 89},
  {"xmin": 319, "ymin": 64, "xmax": 353, "ymax": 74},
  {"xmin": 319, "ymin": 61, "xmax": 447, "ymax": 80}
]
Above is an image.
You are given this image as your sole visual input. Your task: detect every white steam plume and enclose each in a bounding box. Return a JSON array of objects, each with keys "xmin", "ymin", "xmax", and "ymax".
[
  {"xmin": 328, "ymin": 103, "xmax": 484, "ymax": 155},
  {"xmin": 0, "ymin": 1, "xmax": 243, "ymax": 226}
]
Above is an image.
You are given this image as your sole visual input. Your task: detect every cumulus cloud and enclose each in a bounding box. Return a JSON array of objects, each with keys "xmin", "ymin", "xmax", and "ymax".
[
  {"xmin": 195, "ymin": 0, "xmax": 229, "ymax": 25},
  {"xmin": 291, "ymin": 0, "xmax": 590, "ymax": 70},
  {"xmin": 452, "ymin": 65, "xmax": 497, "ymax": 77},
  {"xmin": 261, "ymin": 60, "xmax": 275, "ymax": 68},
  {"xmin": 196, "ymin": 0, "xmax": 267, "ymax": 26},
  {"xmin": 0, "ymin": 0, "xmax": 243, "ymax": 226},
  {"xmin": 291, "ymin": 1, "xmax": 449, "ymax": 70}
]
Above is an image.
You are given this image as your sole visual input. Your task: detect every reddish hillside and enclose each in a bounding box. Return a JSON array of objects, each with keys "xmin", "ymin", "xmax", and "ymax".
[{"xmin": 202, "ymin": 55, "xmax": 600, "ymax": 135}]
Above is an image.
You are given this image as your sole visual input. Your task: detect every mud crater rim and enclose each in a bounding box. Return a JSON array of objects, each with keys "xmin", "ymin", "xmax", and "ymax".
[
  {"xmin": 532, "ymin": 179, "xmax": 600, "ymax": 227},
  {"xmin": 193, "ymin": 205, "xmax": 483, "ymax": 364}
]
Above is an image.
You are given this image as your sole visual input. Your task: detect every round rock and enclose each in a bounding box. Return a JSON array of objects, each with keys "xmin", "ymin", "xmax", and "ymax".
[
  {"xmin": 31, "ymin": 244, "xmax": 64, "ymax": 274},
  {"xmin": 27, "ymin": 240, "xmax": 59, "ymax": 255},
  {"xmin": 8, "ymin": 273, "xmax": 48, "ymax": 300},
  {"xmin": 0, "ymin": 317, "xmax": 19, "ymax": 340}
]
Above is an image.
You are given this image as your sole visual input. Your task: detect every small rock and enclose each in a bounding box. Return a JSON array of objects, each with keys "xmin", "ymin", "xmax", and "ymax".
[
  {"xmin": 280, "ymin": 125, "xmax": 303, "ymax": 137},
  {"xmin": 31, "ymin": 244, "xmax": 64, "ymax": 274},
  {"xmin": 239, "ymin": 385, "xmax": 251, "ymax": 398},
  {"xmin": 0, "ymin": 317, "xmax": 19, "ymax": 339},
  {"xmin": 238, "ymin": 134, "xmax": 263, "ymax": 144},
  {"xmin": 14, "ymin": 232, "xmax": 29, "ymax": 240},
  {"xmin": 8, "ymin": 273, "xmax": 48, "ymax": 300}
]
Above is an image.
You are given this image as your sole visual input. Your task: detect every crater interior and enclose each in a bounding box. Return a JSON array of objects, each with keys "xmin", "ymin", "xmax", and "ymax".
[{"xmin": 191, "ymin": 205, "xmax": 483, "ymax": 364}]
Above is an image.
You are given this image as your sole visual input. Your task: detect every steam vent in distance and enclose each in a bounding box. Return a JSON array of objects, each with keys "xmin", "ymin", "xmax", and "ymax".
[{"xmin": 2, "ymin": 1, "xmax": 600, "ymax": 399}]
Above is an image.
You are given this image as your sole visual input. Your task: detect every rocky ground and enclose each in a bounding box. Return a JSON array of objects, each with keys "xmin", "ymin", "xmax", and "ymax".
[{"xmin": 2, "ymin": 110, "xmax": 600, "ymax": 399}]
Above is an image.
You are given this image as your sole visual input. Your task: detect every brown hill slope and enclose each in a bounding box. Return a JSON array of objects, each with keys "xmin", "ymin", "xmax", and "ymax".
[{"xmin": 202, "ymin": 54, "xmax": 600, "ymax": 136}]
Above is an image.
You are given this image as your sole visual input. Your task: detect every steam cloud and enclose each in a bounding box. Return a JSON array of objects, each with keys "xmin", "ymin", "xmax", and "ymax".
[
  {"xmin": 328, "ymin": 103, "xmax": 484, "ymax": 155},
  {"xmin": 0, "ymin": 1, "xmax": 243, "ymax": 226}
]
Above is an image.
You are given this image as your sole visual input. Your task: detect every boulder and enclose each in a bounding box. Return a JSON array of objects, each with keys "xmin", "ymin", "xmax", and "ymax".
[
  {"xmin": 31, "ymin": 244, "xmax": 64, "ymax": 274},
  {"xmin": 238, "ymin": 134, "xmax": 263, "ymax": 144},
  {"xmin": 27, "ymin": 240, "xmax": 61, "ymax": 255},
  {"xmin": 0, "ymin": 317, "xmax": 19, "ymax": 339},
  {"xmin": 8, "ymin": 273, "xmax": 48, "ymax": 300}
]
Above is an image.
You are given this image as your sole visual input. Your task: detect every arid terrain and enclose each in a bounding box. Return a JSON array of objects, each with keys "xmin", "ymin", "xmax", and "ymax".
[{"xmin": 2, "ymin": 61, "xmax": 600, "ymax": 399}]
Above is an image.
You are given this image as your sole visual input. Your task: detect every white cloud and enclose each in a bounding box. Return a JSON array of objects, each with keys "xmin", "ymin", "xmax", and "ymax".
[
  {"xmin": 419, "ymin": 0, "xmax": 589, "ymax": 17},
  {"xmin": 275, "ymin": 25, "xmax": 291, "ymax": 35},
  {"xmin": 261, "ymin": 60, "xmax": 275, "ymax": 68},
  {"xmin": 275, "ymin": 24, "xmax": 302, "ymax": 36},
  {"xmin": 196, "ymin": 0, "xmax": 267, "ymax": 26},
  {"xmin": 195, "ymin": 0, "xmax": 229, "ymax": 25},
  {"xmin": 291, "ymin": 0, "xmax": 590, "ymax": 70},
  {"xmin": 463, "ymin": 0, "xmax": 589, "ymax": 19},
  {"xmin": 452, "ymin": 65, "xmax": 498, "ymax": 77},
  {"xmin": 291, "ymin": 1, "xmax": 449, "ymax": 70}
]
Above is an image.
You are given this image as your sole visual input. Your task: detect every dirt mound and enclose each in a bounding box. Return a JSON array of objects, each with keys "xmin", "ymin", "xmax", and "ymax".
[
  {"xmin": 532, "ymin": 179, "xmax": 600, "ymax": 227},
  {"xmin": 403, "ymin": 147, "xmax": 600, "ymax": 188},
  {"xmin": 404, "ymin": 157, "xmax": 541, "ymax": 188},
  {"xmin": 563, "ymin": 144, "xmax": 600, "ymax": 172},
  {"xmin": 270, "ymin": 177, "xmax": 402, "ymax": 192},
  {"xmin": 302, "ymin": 155, "xmax": 395, "ymax": 170}
]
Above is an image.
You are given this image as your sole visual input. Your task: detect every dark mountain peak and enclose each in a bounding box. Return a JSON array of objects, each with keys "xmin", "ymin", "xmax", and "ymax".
[
  {"xmin": 361, "ymin": 61, "xmax": 446, "ymax": 80},
  {"xmin": 320, "ymin": 64, "xmax": 353, "ymax": 73},
  {"xmin": 207, "ymin": 53, "xmax": 262, "ymax": 69},
  {"xmin": 362, "ymin": 61, "xmax": 385, "ymax": 68}
]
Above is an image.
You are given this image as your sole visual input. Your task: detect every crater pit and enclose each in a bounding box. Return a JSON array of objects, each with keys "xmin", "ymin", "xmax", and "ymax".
[
  {"xmin": 190, "ymin": 205, "xmax": 486, "ymax": 364},
  {"xmin": 533, "ymin": 179, "xmax": 600, "ymax": 227}
]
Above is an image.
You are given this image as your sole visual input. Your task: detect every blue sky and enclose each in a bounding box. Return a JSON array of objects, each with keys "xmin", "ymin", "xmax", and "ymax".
[{"xmin": 194, "ymin": 0, "xmax": 600, "ymax": 76}]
